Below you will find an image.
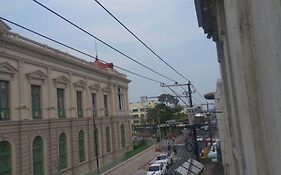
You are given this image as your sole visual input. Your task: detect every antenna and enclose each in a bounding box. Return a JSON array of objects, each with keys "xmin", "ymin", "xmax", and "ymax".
[{"xmin": 95, "ymin": 39, "xmax": 98, "ymax": 59}]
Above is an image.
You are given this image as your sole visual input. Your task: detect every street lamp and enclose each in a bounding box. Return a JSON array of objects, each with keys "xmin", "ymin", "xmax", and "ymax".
[
  {"xmin": 92, "ymin": 109, "xmax": 99, "ymax": 174},
  {"xmin": 157, "ymin": 108, "xmax": 164, "ymax": 142},
  {"xmin": 157, "ymin": 115, "xmax": 161, "ymax": 142}
]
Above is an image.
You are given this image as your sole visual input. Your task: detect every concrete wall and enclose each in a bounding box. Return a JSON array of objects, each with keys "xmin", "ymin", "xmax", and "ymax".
[
  {"xmin": 196, "ymin": 0, "xmax": 281, "ymax": 175},
  {"xmin": 216, "ymin": 0, "xmax": 281, "ymax": 174}
]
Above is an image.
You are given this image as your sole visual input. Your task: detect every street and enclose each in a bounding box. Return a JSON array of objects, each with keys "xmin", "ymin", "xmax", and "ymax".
[
  {"xmin": 133, "ymin": 127, "xmax": 219, "ymax": 175},
  {"xmin": 133, "ymin": 135, "xmax": 191, "ymax": 175}
]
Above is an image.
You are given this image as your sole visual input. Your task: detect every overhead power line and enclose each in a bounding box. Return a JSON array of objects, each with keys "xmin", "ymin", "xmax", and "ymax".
[
  {"xmin": 193, "ymin": 96, "xmax": 204, "ymax": 104},
  {"xmin": 1, "ymin": 17, "xmax": 195, "ymax": 107},
  {"xmin": 0, "ymin": 16, "xmax": 162, "ymax": 85},
  {"xmin": 192, "ymin": 85, "xmax": 208, "ymax": 102},
  {"xmin": 0, "ymin": 17, "xmax": 94, "ymax": 59},
  {"xmin": 166, "ymin": 86, "xmax": 189, "ymax": 106},
  {"xmin": 98, "ymin": 60, "xmax": 162, "ymax": 84},
  {"xmin": 92, "ymin": 0, "xmax": 208, "ymax": 102},
  {"xmin": 93, "ymin": 0, "xmax": 191, "ymax": 82},
  {"xmin": 33, "ymin": 0, "xmax": 177, "ymax": 83},
  {"xmin": 181, "ymin": 83, "xmax": 206, "ymax": 103}
]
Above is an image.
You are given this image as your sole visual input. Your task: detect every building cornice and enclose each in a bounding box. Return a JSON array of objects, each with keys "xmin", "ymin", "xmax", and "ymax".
[
  {"xmin": 0, "ymin": 31, "xmax": 129, "ymax": 83},
  {"xmin": 194, "ymin": 0, "xmax": 218, "ymax": 42}
]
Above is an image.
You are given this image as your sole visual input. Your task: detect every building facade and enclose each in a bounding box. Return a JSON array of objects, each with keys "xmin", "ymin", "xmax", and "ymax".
[
  {"xmin": 0, "ymin": 20, "xmax": 132, "ymax": 175},
  {"xmin": 129, "ymin": 101, "xmax": 156, "ymax": 125},
  {"xmin": 195, "ymin": 0, "xmax": 281, "ymax": 175}
]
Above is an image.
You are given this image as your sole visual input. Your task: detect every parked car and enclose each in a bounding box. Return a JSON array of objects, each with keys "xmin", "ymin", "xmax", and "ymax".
[
  {"xmin": 208, "ymin": 145, "xmax": 218, "ymax": 162},
  {"xmin": 196, "ymin": 136, "xmax": 204, "ymax": 142},
  {"xmin": 201, "ymin": 125, "xmax": 209, "ymax": 131},
  {"xmin": 155, "ymin": 152, "xmax": 173, "ymax": 168},
  {"xmin": 147, "ymin": 163, "xmax": 166, "ymax": 175}
]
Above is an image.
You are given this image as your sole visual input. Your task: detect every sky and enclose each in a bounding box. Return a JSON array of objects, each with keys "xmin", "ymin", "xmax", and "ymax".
[{"xmin": 0, "ymin": 0, "xmax": 220, "ymax": 105}]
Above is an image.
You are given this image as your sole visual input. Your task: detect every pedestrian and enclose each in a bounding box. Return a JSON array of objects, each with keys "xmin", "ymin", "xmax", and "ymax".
[
  {"xmin": 199, "ymin": 147, "xmax": 203, "ymax": 157},
  {"xmin": 173, "ymin": 144, "xmax": 177, "ymax": 155},
  {"xmin": 168, "ymin": 143, "xmax": 171, "ymax": 152}
]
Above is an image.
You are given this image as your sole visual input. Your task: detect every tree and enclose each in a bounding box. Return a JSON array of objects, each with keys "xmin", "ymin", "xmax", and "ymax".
[
  {"xmin": 146, "ymin": 103, "xmax": 175, "ymax": 124},
  {"xmin": 157, "ymin": 94, "xmax": 179, "ymax": 107}
]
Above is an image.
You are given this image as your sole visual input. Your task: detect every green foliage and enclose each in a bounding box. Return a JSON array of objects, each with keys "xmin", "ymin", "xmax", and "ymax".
[
  {"xmin": 146, "ymin": 103, "xmax": 184, "ymax": 124},
  {"xmin": 174, "ymin": 108, "xmax": 188, "ymax": 121},
  {"xmin": 157, "ymin": 94, "xmax": 179, "ymax": 107}
]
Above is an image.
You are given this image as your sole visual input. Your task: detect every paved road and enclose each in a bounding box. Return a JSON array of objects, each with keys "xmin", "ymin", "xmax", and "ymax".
[
  {"xmin": 133, "ymin": 135, "xmax": 192, "ymax": 175},
  {"xmin": 166, "ymin": 143, "xmax": 192, "ymax": 175},
  {"xmin": 133, "ymin": 127, "xmax": 220, "ymax": 175}
]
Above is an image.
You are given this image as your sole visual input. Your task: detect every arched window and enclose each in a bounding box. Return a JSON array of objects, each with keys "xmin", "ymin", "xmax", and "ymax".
[
  {"xmin": 0, "ymin": 141, "xmax": 11, "ymax": 175},
  {"xmin": 105, "ymin": 127, "xmax": 111, "ymax": 152},
  {"xmin": 33, "ymin": 136, "xmax": 44, "ymax": 175},
  {"xmin": 58, "ymin": 133, "xmax": 67, "ymax": 170},
  {"xmin": 121, "ymin": 124, "xmax": 126, "ymax": 148},
  {"xmin": 78, "ymin": 130, "xmax": 85, "ymax": 162}
]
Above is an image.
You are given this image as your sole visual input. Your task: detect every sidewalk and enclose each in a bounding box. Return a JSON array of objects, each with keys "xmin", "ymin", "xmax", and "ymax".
[
  {"xmin": 102, "ymin": 145, "xmax": 157, "ymax": 175},
  {"xmin": 200, "ymin": 163, "xmax": 224, "ymax": 175}
]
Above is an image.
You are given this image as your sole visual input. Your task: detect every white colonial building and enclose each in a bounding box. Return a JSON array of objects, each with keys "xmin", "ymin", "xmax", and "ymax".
[{"xmin": 0, "ymin": 20, "xmax": 132, "ymax": 175}]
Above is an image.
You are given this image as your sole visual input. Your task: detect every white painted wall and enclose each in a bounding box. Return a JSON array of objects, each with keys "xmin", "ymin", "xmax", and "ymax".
[{"xmin": 213, "ymin": 0, "xmax": 281, "ymax": 175}]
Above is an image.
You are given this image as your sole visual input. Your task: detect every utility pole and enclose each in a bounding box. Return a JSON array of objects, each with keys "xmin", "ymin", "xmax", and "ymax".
[
  {"xmin": 202, "ymin": 102, "xmax": 214, "ymax": 147},
  {"xmin": 160, "ymin": 82, "xmax": 200, "ymax": 160},
  {"xmin": 188, "ymin": 81, "xmax": 199, "ymax": 160},
  {"xmin": 92, "ymin": 109, "xmax": 99, "ymax": 174},
  {"xmin": 158, "ymin": 110, "xmax": 161, "ymax": 142},
  {"xmin": 160, "ymin": 83, "xmax": 189, "ymax": 106}
]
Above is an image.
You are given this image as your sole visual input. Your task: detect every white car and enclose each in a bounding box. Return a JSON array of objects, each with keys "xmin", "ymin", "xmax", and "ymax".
[
  {"xmin": 201, "ymin": 125, "xmax": 209, "ymax": 131},
  {"xmin": 146, "ymin": 163, "xmax": 166, "ymax": 175},
  {"xmin": 208, "ymin": 145, "xmax": 218, "ymax": 162},
  {"xmin": 155, "ymin": 153, "xmax": 173, "ymax": 168},
  {"xmin": 196, "ymin": 136, "xmax": 203, "ymax": 142}
]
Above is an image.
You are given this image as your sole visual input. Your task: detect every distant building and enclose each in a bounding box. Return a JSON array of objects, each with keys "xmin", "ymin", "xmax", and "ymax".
[
  {"xmin": 185, "ymin": 106, "xmax": 202, "ymax": 115},
  {"xmin": 0, "ymin": 20, "xmax": 132, "ymax": 175},
  {"xmin": 129, "ymin": 101, "xmax": 156, "ymax": 125}
]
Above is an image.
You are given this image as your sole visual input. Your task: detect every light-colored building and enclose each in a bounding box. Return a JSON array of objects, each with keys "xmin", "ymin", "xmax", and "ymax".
[
  {"xmin": 129, "ymin": 101, "xmax": 156, "ymax": 125},
  {"xmin": 195, "ymin": 0, "xmax": 281, "ymax": 175},
  {"xmin": 185, "ymin": 106, "xmax": 202, "ymax": 116},
  {"xmin": 0, "ymin": 20, "xmax": 132, "ymax": 175}
]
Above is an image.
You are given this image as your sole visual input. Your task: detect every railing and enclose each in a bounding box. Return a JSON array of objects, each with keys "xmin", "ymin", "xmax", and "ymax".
[
  {"xmin": 0, "ymin": 108, "xmax": 10, "ymax": 120},
  {"xmin": 58, "ymin": 108, "xmax": 66, "ymax": 118},
  {"xmin": 77, "ymin": 109, "xmax": 83, "ymax": 118},
  {"xmin": 32, "ymin": 108, "xmax": 42, "ymax": 119}
]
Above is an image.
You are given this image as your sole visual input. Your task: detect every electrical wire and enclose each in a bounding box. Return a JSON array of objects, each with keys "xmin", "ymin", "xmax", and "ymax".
[
  {"xmin": 93, "ymin": 0, "xmax": 208, "ymax": 103},
  {"xmin": 193, "ymin": 96, "xmax": 204, "ymax": 105},
  {"xmin": 179, "ymin": 85, "xmax": 204, "ymax": 106},
  {"xmin": 0, "ymin": 17, "xmax": 95, "ymax": 60},
  {"xmin": 32, "ymin": 0, "xmax": 177, "ymax": 83},
  {"xmin": 166, "ymin": 86, "xmax": 189, "ymax": 106},
  {"xmin": 192, "ymin": 85, "xmax": 208, "ymax": 102},
  {"xmin": 0, "ymin": 16, "xmax": 163, "ymax": 85},
  {"xmin": 93, "ymin": 0, "xmax": 190, "ymax": 82}
]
